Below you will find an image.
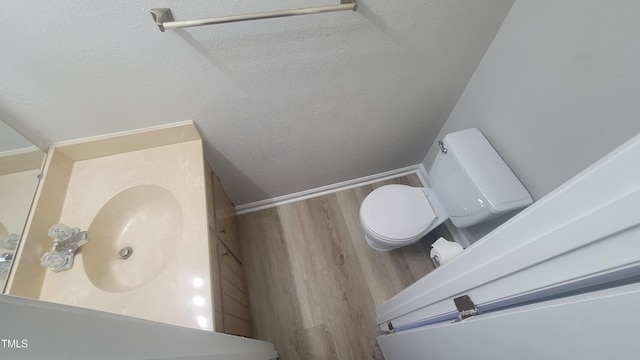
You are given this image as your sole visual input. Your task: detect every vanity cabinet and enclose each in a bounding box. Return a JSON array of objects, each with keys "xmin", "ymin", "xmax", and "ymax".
[
  {"xmin": 205, "ymin": 161, "xmax": 251, "ymax": 337},
  {"xmin": 218, "ymin": 240, "xmax": 251, "ymax": 337},
  {"xmin": 213, "ymin": 175, "xmax": 243, "ymax": 262}
]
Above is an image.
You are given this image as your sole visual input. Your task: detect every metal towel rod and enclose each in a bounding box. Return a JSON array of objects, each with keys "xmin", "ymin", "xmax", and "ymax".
[{"xmin": 150, "ymin": 0, "xmax": 357, "ymax": 32}]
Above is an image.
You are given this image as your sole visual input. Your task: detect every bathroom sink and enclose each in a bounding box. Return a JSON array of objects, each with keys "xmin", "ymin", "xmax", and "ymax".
[{"xmin": 83, "ymin": 185, "xmax": 183, "ymax": 293}]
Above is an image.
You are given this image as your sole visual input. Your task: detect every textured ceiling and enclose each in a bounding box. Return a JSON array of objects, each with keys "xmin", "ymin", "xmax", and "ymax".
[{"xmin": 0, "ymin": 0, "xmax": 514, "ymax": 205}]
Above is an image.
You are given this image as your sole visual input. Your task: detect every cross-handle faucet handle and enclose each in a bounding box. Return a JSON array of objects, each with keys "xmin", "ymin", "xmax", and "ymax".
[
  {"xmin": 47, "ymin": 224, "xmax": 78, "ymax": 242},
  {"xmin": 40, "ymin": 251, "xmax": 68, "ymax": 268}
]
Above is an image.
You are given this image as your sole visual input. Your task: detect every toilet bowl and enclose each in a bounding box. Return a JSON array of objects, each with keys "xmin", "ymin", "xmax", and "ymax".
[
  {"xmin": 359, "ymin": 128, "xmax": 533, "ymax": 251},
  {"xmin": 359, "ymin": 185, "xmax": 448, "ymax": 251}
]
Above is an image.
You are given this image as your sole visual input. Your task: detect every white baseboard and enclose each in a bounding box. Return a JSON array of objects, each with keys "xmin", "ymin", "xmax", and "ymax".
[{"xmin": 235, "ymin": 164, "xmax": 422, "ymax": 215}]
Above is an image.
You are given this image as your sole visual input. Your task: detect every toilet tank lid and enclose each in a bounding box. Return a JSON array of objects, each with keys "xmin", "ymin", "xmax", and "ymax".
[{"xmin": 444, "ymin": 128, "xmax": 533, "ymax": 212}]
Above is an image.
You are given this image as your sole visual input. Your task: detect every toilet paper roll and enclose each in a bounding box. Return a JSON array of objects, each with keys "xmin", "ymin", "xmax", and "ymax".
[{"xmin": 430, "ymin": 237, "xmax": 464, "ymax": 267}]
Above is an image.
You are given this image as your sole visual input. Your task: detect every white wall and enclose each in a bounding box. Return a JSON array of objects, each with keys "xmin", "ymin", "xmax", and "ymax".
[
  {"xmin": 0, "ymin": 0, "xmax": 514, "ymax": 205},
  {"xmin": 0, "ymin": 295, "xmax": 277, "ymax": 360},
  {"xmin": 423, "ymin": 0, "xmax": 640, "ymax": 204},
  {"xmin": 0, "ymin": 121, "xmax": 33, "ymax": 153}
]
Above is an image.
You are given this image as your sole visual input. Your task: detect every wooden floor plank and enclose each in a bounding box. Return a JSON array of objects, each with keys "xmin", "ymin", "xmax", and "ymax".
[{"xmin": 239, "ymin": 175, "xmax": 442, "ymax": 360}]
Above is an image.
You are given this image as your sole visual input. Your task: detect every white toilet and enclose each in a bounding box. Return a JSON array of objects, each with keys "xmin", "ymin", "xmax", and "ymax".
[{"xmin": 360, "ymin": 128, "xmax": 533, "ymax": 251}]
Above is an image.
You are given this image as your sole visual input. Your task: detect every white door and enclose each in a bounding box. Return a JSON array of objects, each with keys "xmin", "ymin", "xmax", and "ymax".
[
  {"xmin": 378, "ymin": 281, "xmax": 640, "ymax": 360},
  {"xmin": 376, "ymin": 132, "xmax": 640, "ymax": 359}
]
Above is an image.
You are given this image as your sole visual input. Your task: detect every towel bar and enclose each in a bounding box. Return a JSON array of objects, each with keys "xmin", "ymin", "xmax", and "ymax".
[{"xmin": 150, "ymin": 1, "xmax": 357, "ymax": 32}]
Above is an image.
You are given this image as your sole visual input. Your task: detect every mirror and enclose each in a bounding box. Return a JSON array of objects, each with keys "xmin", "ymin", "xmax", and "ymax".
[{"xmin": 0, "ymin": 119, "xmax": 46, "ymax": 292}]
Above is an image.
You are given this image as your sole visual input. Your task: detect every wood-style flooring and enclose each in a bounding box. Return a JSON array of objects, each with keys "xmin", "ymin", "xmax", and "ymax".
[{"xmin": 239, "ymin": 175, "xmax": 444, "ymax": 359}]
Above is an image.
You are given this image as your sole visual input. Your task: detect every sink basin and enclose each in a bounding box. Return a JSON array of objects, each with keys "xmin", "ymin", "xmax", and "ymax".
[{"xmin": 83, "ymin": 185, "xmax": 183, "ymax": 293}]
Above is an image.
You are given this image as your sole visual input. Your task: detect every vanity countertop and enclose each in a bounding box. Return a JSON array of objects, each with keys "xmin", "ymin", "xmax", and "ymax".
[{"xmin": 37, "ymin": 139, "xmax": 214, "ymax": 330}]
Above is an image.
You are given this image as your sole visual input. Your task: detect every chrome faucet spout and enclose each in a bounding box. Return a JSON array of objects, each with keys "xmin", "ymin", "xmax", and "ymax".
[{"xmin": 55, "ymin": 230, "xmax": 89, "ymax": 248}]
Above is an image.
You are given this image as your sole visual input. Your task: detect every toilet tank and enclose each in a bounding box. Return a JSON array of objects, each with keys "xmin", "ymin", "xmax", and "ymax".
[{"xmin": 430, "ymin": 128, "xmax": 533, "ymax": 228}]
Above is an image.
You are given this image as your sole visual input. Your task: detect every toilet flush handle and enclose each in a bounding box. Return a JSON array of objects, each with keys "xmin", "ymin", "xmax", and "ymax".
[{"xmin": 439, "ymin": 140, "xmax": 447, "ymax": 154}]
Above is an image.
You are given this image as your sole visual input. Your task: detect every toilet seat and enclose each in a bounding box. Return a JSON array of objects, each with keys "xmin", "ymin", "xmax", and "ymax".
[{"xmin": 360, "ymin": 185, "xmax": 437, "ymax": 242}]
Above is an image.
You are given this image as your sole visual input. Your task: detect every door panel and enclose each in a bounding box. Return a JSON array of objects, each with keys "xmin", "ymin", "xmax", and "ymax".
[{"xmin": 378, "ymin": 282, "xmax": 640, "ymax": 360}]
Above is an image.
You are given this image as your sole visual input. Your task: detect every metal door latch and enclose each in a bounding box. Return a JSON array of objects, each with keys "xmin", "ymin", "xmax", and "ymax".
[
  {"xmin": 387, "ymin": 321, "xmax": 395, "ymax": 333},
  {"xmin": 454, "ymin": 295, "xmax": 479, "ymax": 321}
]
